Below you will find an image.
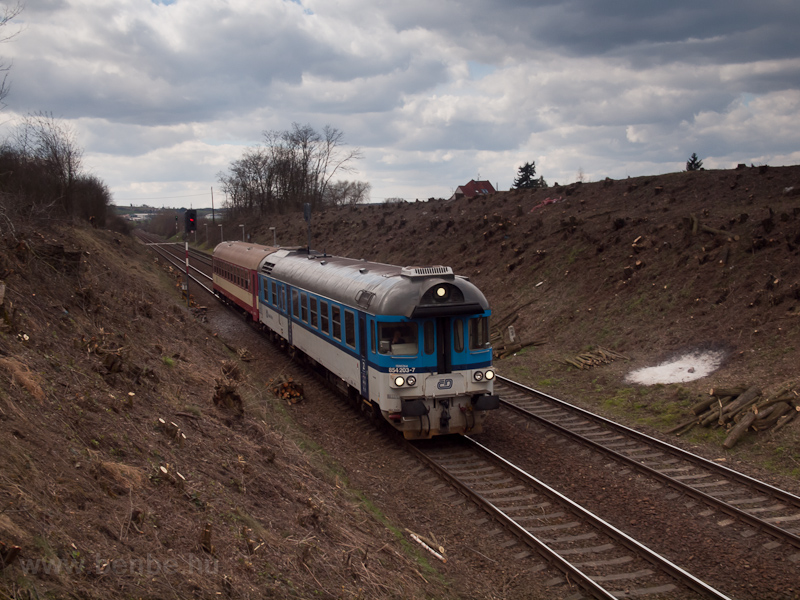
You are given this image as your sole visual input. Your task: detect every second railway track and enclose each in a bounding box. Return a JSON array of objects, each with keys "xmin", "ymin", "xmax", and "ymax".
[{"xmin": 493, "ymin": 376, "xmax": 800, "ymax": 552}]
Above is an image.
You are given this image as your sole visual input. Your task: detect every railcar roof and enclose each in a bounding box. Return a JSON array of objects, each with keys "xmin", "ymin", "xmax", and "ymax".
[
  {"xmin": 212, "ymin": 241, "xmax": 489, "ymax": 317},
  {"xmin": 213, "ymin": 241, "xmax": 278, "ymax": 271},
  {"xmin": 268, "ymin": 249, "xmax": 489, "ymax": 318}
]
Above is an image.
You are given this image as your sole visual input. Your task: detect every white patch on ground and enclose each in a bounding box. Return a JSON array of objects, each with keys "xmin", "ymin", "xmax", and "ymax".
[{"xmin": 625, "ymin": 350, "xmax": 726, "ymax": 385}]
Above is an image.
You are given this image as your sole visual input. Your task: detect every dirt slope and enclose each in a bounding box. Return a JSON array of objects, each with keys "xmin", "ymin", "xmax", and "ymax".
[
  {"xmin": 243, "ymin": 164, "xmax": 800, "ymax": 481},
  {"xmin": 1, "ymin": 163, "xmax": 799, "ymax": 598},
  {"xmin": 0, "ymin": 227, "xmax": 466, "ymax": 599}
]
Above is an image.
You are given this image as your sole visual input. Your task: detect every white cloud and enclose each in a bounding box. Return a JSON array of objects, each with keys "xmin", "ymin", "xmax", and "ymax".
[{"xmin": 1, "ymin": 0, "xmax": 798, "ymax": 204}]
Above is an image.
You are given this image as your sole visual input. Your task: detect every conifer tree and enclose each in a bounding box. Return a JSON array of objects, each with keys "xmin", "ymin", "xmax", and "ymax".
[
  {"xmin": 513, "ymin": 161, "xmax": 546, "ymax": 189},
  {"xmin": 686, "ymin": 153, "xmax": 703, "ymax": 171}
]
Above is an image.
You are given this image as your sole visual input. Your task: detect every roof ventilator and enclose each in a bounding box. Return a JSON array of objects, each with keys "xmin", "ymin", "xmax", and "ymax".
[
  {"xmin": 355, "ymin": 290, "xmax": 375, "ymax": 309},
  {"xmin": 400, "ymin": 266, "xmax": 454, "ymax": 279}
]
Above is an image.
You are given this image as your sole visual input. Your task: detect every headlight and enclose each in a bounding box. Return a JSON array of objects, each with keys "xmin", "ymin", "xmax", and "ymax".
[
  {"xmin": 435, "ymin": 286, "xmax": 447, "ymax": 298},
  {"xmin": 394, "ymin": 376, "xmax": 405, "ymax": 387},
  {"xmin": 473, "ymin": 371, "xmax": 483, "ymax": 381},
  {"xmin": 406, "ymin": 375, "xmax": 416, "ymax": 386},
  {"xmin": 485, "ymin": 370, "xmax": 495, "ymax": 380}
]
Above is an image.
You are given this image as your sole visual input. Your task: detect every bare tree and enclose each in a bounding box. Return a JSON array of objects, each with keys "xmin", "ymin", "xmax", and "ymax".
[
  {"xmin": 218, "ymin": 123, "xmax": 365, "ymax": 215},
  {"xmin": 314, "ymin": 125, "xmax": 363, "ymax": 206},
  {"xmin": 0, "ymin": 2, "xmax": 23, "ymax": 108},
  {"xmin": 14, "ymin": 112, "xmax": 84, "ymax": 214},
  {"xmin": 324, "ymin": 180, "xmax": 371, "ymax": 207}
]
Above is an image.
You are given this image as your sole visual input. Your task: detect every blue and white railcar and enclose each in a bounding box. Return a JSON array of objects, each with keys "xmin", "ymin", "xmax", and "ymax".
[
  {"xmin": 260, "ymin": 246, "xmax": 498, "ymax": 439},
  {"xmin": 213, "ymin": 241, "xmax": 499, "ymax": 439}
]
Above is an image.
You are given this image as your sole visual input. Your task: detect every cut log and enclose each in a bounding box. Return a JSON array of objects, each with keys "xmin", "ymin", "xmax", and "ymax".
[
  {"xmin": 666, "ymin": 416, "xmax": 699, "ymax": 434},
  {"xmin": 597, "ymin": 346, "xmax": 630, "ymax": 360},
  {"xmin": 691, "ymin": 397, "xmax": 719, "ymax": 415},
  {"xmin": 200, "ymin": 523, "xmax": 215, "ymax": 554},
  {"xmin": 701, "ymin": 407, "xmax": 724, "ymax": 427},
  {"xmin": 753, "ymin": 404, "xmax": 778, "ymax": 421},
  {"xmin": 754, "ymin": 394, "xmax": 794, "ymax": 412},
  {"xmin": 765, "ymin": 381, "xmax": 796, "ymax": 402},
  {"xmin": 701, "ymin": 223, "xmax": 729, "ymax": 237},
  {"xmin": 771, "ymin": 408, "xmax": 799, "ymax": 434},
  {"xmin": 723, "ymin": 412, "xmax": 757, "ymax": 449},
  {"xmin": 720, "ymin": 385, "xmax": 762, "ymax": 420},
  {"xmin": 717, "ymin": 245, "xmax": 730, "ymax": 267},
  {"xmin": 709, "ymin": 386, "xmax": 747, "ymax": 398},
  {"xmin": 752, "ymin": 403, "xmax": 792, "ymax": 431}
]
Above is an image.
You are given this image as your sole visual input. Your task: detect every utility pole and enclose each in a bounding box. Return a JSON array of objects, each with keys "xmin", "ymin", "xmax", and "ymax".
[
  {"xmin": 211, "ymin": 187, "xmax": 216, "ymax": 225},
  {"xmin": 185, "ymin": 242, "xmax": 190, "ymax": 308}
]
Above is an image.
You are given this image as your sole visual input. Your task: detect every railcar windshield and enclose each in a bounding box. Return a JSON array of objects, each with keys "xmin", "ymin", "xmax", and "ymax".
[
  {"xmin": 377, "ymin": 322, "xmax": 419, "ymax": 356},
  {"xmin": 469, "ymin": 316, "xmax": 491, "ymax": 350}
]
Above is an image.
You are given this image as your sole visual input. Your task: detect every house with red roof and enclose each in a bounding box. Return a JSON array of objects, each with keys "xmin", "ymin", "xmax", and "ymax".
[{"xmin": 448, "ymin": 180, "xmax": 496, "ymax": 201}]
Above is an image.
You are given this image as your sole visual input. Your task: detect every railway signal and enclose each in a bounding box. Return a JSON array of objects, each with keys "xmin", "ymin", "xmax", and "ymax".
[{"xmin": 185, "ymin": 209, "xmax": 197, "ymax": 233}]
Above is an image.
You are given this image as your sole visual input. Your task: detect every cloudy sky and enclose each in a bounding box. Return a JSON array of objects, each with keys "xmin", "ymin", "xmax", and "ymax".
[{"xmin": 2, "ymin": 0, "xmax": 799, "ymax": 207}]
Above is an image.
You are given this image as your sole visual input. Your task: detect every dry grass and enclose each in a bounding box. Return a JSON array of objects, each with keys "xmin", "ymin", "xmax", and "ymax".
[{"xmin": 0, "ymin": 358, "xmax": 45, "ymax": 403}]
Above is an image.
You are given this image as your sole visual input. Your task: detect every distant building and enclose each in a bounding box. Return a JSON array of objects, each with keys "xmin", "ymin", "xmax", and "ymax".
[{"xmin": 448, "ymin": 180, "xmax": 496, "ymax": 201}]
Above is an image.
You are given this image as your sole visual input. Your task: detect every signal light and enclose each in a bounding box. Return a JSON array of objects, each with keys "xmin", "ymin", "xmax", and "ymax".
[{"xmin": 185, "ymin": 209, "xmax": 197, "ymax": 233}]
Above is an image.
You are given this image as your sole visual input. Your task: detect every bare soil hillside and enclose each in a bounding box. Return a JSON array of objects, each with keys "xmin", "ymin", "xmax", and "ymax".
[
  {"xmin": 1, "ymin": 163, "xmax": 799, "ymax": 599},
  {"xmin": 0, "ymin": 227, "xmax": 480, "ymax": 599},
  {"xmin": 240, "ymin": 164, "xmax": 800, "ymax": 484}
]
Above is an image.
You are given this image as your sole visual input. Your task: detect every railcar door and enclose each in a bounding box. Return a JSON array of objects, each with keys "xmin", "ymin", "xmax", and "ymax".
[
  {"xmin": 435, "ymin": 317, "xmax": 452, "ymax": 374},
  {"xmin": 358, "ymin": 313, "xmax": 368, "ymax": 399}
]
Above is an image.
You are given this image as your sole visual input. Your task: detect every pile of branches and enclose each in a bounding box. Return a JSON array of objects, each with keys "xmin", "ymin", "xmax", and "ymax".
[
  {"xmin": 494, "ymin": 339, "xmax": 546, "ymax": 360},
  {"xmin": 271, "ymin": 376, "xmax": 304, "ymax": 405},
  {"xmin": 669, "ymin": 382, "xmax": 800, "ymax": 448},
  {"xmin": 562, "ymin": 346, "xmax": 629, "ymax": 370}
]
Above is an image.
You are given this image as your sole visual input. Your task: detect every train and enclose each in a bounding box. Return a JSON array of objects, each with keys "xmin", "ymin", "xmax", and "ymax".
[{"xmin": 212, "ymin": 241, "xmax": 499, "ymax": 439}]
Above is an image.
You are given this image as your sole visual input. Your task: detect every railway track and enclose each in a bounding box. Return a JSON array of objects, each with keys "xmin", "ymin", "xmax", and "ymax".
[
  {"xmin": 410, "ymin": 436, "xmax": 731, "ymax": 599},
  {"xmin": 495, "ymin": 376, "xmax": 800, "ymax": 552},
  {"xmin": 134, "ymin": 230, "xmax": 215, "ymax": 295}
]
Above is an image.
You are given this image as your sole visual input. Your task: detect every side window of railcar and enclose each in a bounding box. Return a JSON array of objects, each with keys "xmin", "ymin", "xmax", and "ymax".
[
  {"xmin": 370, "ymin": 321, "xmax": 376, "ymax": 353},
  {"xmin": 320, "ymin": 300, "xmax": 330, "ymax": 334},
  {"xmin": 271, "ymin": 281, "xmax": 277, "ymax": 306},
  {"xmin": 332, "ymin": 306, "xmax": 342, "ymax": 341},
  {"xmin": 424, "ymin": 321, "xmax": 435, "ymax": 354},
  {"xmin": 469, "ymin": 317, "xmax": 491, "ymax": 350},
  {"xmin": 344, "ymin": 310, "xmax": 355, "ymax": 349},
  {"xmin": 377, "ymin": 322, "xmax": 419, "ymax": 356},
  {"xmin": 310, "ymin": 298, "xmax": 318, "ymax": 328},
  {"xmin": 292, "ymin": 290, "xmax": 299, "ymax": 320},
  {"xmin": 453, "ymin": 319, "xmax": 464, "ymax": 353},
  {"xmin": 319, "ymin": 300, "xmax": 331, "ymax": 335},
  {"xmin": 300, "ymin": 292, "xmax": 308, "ymax": 323}
]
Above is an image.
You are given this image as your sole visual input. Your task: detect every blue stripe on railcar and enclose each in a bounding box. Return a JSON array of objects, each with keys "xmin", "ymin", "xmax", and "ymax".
[{"xmin": 258, "ymin": 274, "xmax": 492, "ymax": 377}]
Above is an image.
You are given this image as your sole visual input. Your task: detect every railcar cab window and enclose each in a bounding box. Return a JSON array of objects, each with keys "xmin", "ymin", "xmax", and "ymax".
[
  {"xmin": 454, "ymin": 319, "xmax": 464, "ymax": 353},
  {"xmin": 378, "ymin": 323, "xmax": 419, "ymax": 356},
  {"xmin": 469, "ymin": 316, "xmax": 491, "ymax": 350},
  {"xmin": 424, "ymin": 321, "xmax": 435, "ymax": 355}
]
